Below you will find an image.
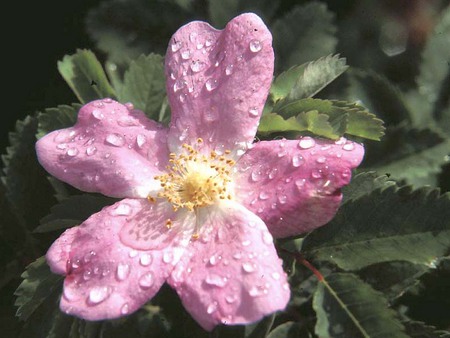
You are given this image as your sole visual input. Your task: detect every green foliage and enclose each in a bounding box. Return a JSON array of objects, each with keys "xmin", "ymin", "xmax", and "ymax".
[
  {"xmin": 271, "ymin": 55, "xmax": 348, "ymax": 105},
  {"xmin": 341, "ymin": 172, "xmax": 396, "ymax": 205},
  {"xmin": 267, "ymin": 321, "xmax": 311, "ymax": 338},
  {"xmin": 36, "ymin": 104, "xmax": 80, "ymax": 139},
  {"xmin": 313, "ymin": 273, "xmax": 408, "ymax": 338},
  {"xmin": 259, "ymin": 98, "xmax": 384, "ymax": 141},
  {"xmin": 58, "ymin": 49, "xmax": 116, "ymax": 104},
  {"xmin": 272, "ymin": 2, "xmax": 337, "ymax": 69},
  {"xmin": 403, "ymin": 321, "xmax": 450, "ymax": 338},
  {"xmin": 302, "ymin": 184, "xmax": 450, "ymax": 270},
  {"xmin": 117, "ymin": 54, "xmax": 167, "ymax": 120}
]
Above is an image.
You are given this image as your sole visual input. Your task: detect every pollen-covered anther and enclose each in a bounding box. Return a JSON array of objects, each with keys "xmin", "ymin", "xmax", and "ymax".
[{"xmin": 155, "ymin": 143, "xmax": 234, "ymax": 211}]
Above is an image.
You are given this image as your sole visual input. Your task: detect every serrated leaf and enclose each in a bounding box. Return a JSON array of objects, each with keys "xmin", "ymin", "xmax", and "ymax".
[
  {"xmin": 403, "ymin": 321, "xmax": 450, "ymax": 338},
  {"xmin": 118, "ymin": 54, "xmax": 166, "ymax": 120},
  {"xmin": 36, "ymin": 104, "xmax": 80, "ymax": 139},
  {"xmin": 345, "ymin": 69, "xmax": 412, "ymax": 126},
  {"xmin": 313, "ymin": 273, "xmax": 408, "ymax": 338},
  {"xmin": 14, "ymin": 257, "xmax": 62, "ymax": 321},
  {"xmin": 58, "ymin": 49, "xmax": 116, "ymax": 103},
  {"xmin": 365, "ymin": 126, "xmax": 450, "ymax": 183},
  {"xmin": 272, "ymin": 2, "xmax": 337, "ymax": 69},
  {"xmin": 36, "ymin": 194, "xmax": 117, "ymax": 233},
  {"xmin": 302, "ymin": 185, "xmax": 450, "ymax": 270},
  {"xmin": 341, "ymin": 171, "xmax": 396, "ymax": 205},
  {"xmin": 1, "ymin": 116, "xmax": 57, "ymax": 232},
  {"xmin": 272, "ymin": 55, "xmax": 348, "ymax": 105},
  {"xmin": 416, "ymin": 8, "xmax": 450, "ymax": 114}
]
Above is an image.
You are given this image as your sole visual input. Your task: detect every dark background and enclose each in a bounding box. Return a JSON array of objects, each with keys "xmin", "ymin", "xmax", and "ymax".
[{"xmin": 1, "ymin": 0, "xmax": 102, "ymax": 153}]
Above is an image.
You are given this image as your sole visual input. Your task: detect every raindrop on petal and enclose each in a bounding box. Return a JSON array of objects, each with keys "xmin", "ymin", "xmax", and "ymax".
[
  {"xmin": 86, "ymin": 146, "xmax": 97, "ymax": 156},
  {"xmin": 66, "ymin": 148, "xmax": 79, "ymax": 157},
  {"xmin": 181, "ymin": 49, "xmax": 191, "ymax": 59},
  {"xmin": 205, "ymin": 78, "xmax": 218, "ymax": 91},
  {"xmin": 121, "ymin": 303, "xmax": 130, "ymax": 315},
  {"xmin": 205, "ymin": 274, "xmax": 227, "ymax": 287},
  {"xmin": 206, "ymin": 302, "xmax": 217, "ymax": 314},
  {"xmin": 139, "ymin": 272, "xmax": 154, "ymax": 289},
  {"xmin": 163, "ymin": 251, "xmax": 173, "ymax": 264},
  {"xmin": 225, "ymin": 294, "xmax": 237, "ymax": 304},
  {"xmin": 91, "ymin": 109, "xmax": 104, "ymax": 120},
  {"xmin": 225, "ymin": 64, "xmax": 234, "ymax": 75},
  {"xmin": 190, "ymin": 60, "xmax": 205, "ymax": 72},
  {"xmin": 278, "ymin": 195, "xmax": 287, "ymax": 204},
  {"xmin": 249, "ymin": 39, "xmax": 262, "ymax": 52},
  {"xmin": 262, "ymin": 231, "xmax": 273, "ymax": 245},
  {"xmin": 136, "ymin": 134, "xmax": 146, "ymax": 148},
  {"xmin": 242, "ymin": 262, "xmax": 256, "ymax": 273},
  {"xmin": 111, "ymin": 203, "xmax": 131, "ymax": 216},
  {"xmin": 173, "ymin": 79, "xmax": 185, "ymax": 92},
  {"xmin": 248, "ymin": 107, "xmax": 259, "ymax": 117},
  {"xmin": 271, "ymin": 272, "xmax": 280, "ymax": 280},
  {"xmin": 242, "ymin": 239, "xmax": 251, "ymax": 247},
  {"xmin": 343, "ymin": 143, "xmax": 355, "ymax": 151},
  {"xmin": 106, "ymin": 133, "xmax": 125, "ymax": 147},
  {"xmin": 116, "ymin": 263, "xmax": 131, "ymax": 281},
  {"xmin": 292, "ymin": 154, "xmax": 304, "ymax": 167},
  {"xmin": 298, "ymin": 137, "xmax": 315, "ymax": 149},
  {"xmin": 139, "ymin": 253, "xmax": 152, "ymax": 266},
  {"xmin": 316, "ymin": 156, "xmax": 327, "ymax": 164},
  {"xmin": 171, "ymin": 40, "xmax": 182, "ymax": 52},
  {"xmin": 259, "ymin": 191, "xmax": 269, "ymax": 200},
  {"xmin": 88, "ymin": 286, "xmax": 111, "ymax": 304}
]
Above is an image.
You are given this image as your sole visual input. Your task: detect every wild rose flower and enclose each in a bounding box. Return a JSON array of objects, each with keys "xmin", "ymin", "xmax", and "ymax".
[{"xmin": 36, "ymin": 13, "xmax": 364, "ymax": 330}]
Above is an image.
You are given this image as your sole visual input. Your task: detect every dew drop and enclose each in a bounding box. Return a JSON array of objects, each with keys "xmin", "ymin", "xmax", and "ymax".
[
  {"xmin": 316, "ymin": 156, "xmax": 327, "ymax": 164},
  {"xmin": 139, "ymin": 253, "xmax": 152, "ymax": 266},
  {"xmin": 295, "ymin": 178, "xmax": 306, "ymax": 189},
  {"xmin": 278, "ymin": 194, "xmax": 287, "ymax": 204},
  {"xmin": 233, "ymin": 252, "xmax": 242, "ymax": 260},
  {"xmin": 271, "ymin": 272, "xmax": 281, "ymax": 280},
  {"xmin": 171, "ymin": 40, "xmax": 182, "ymax": 52},
  {"xmin": 66, "ymin": 148, "xmax": 79, "ymax": 157},
  {"xmin": 84, "ymin": 251, "xmax": 96, "ymax": 263},
  {"xmin": 205, "ymin": 78, "xmax": 218, "ymax": 91},
  {"xmin": 136, "ymin": 134, "xmax": 146, "ymax": 148},
  {"xmin": 121, "ymin": 303, "xmax": 130, "ymax": 315},
  {"xmin": 63, "ymin": 287, "xmax": 80, "ymax": 302},
  {"xmin": 86, "ymin": 146, "xmax": 97, "ymax": 156},
  {"xmin": 105, "ymin": 133, "xmax": 125, "ymax": 147},
  {"xmin": 242, "ymin": 239, "xmax": 251, "ymax": 247},
  {"xmin": 242, "ymin": 262, "xmax": 256, "ymax": 273},
  {"xmin": 259, "ymin": 191, "xmax": 269, "ymax": 200},
  {"xmin": 248, "ymin": 107, "xmax": 259, "ymax": 117},
  {"xmin": 111, "ymin": 203, "xmax": 131, "ymax": 216},
  {"xmin": 88, "ymin": 286, "xmax": 111, "ymax": 304},
  {"xmin": 91, "ymin": 109, "xmax": 104, "ymax": 120},
  {"xmin": 251, "ymin": 167, "xmax": 263, "ymax": 182},
  {"xmin": 163, "ymin": 251, "xmax": 173, "ymax": 264},
  {"xmin": 225, "ymin": 294, "xmax": 237, "ymax": 304},
  {"xmin": 225, "ymin": 64, "xmax": 234, "ymax": 75},
  {"xmin": 57, "ymin": 143, "xmax": 68, "ymax": 150},
  {"xmin": 129, "ymin": 250, "xmax": 138, "ymax": 258},
  {"xmin": 249, "ymin": 286, "xmax": 264, "ymax": 297},
  {"xmin": 173, "ymin": 79, "xmax": 185, "ymax": 92},
  {"xmin": 249, "ymin": 39, "xmax": 262, "ymax": 53},
  {"xmin": 206, "ymin": 302, "xmax": 217, "ymax": 314},
  {"xmin": 209, "ymin": 255, "xmax": 218, "ymax": 266},
  {"xmin": 205, "ymin": 274, "xmax": 227, "ymax": 287},
  {"xmin": 190, "ymin": 60, "xmax": 205, "ymax": 72},
  {"xmin": 311, "ymin": 169, "xmax": 322, "ymax": 179},
  {"xmin": 139, "ymin": 272, "xmax": 154, "ymax": 289},
  {"xmin": 116, "ymin": 263, "xmax": 131, "ymax": 281},
  {"xmin": 125, "ymin": 102, "xmax": 134, "ymax": 111},
  {"xmin": 181, "ymin": 49, "xmax": 191, "ymax": 59},
  {"xmin": 268, "ymin": 168, "xmax": 278, "ymax": 179},
  {"xmin": 103, "ymin": 98, "xmax": 113, "ymax": 104},
  {"xmin": 205, "ymin": 38, "xmax": 213, "ymax": 47},
  {"xmin": 298, "ymin": 137, "xmax": 315, "ymax": 149},
  {"xmin": 343, "ymin": 143, "xmax": 355, "ymax": 151},
  {"xmin": 196, "ymin": 42, "xmax": 204, "ymax": 49},
  {"xmin": 262, "ymin": 231, "xmax": 273, "ymax": 245},
  {"xmin": 292, "ymin": 154, "xmax": 304, "ymax": 167}
]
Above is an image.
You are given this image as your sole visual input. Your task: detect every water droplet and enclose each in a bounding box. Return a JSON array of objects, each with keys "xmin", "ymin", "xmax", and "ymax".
[
  {"xmin": 341, "ymin": 169, "xmax": 350, "ymax": 178},
  {"xmin": 111, "ymin": 203, "xmax": 131, "ymax": 216},
  {"xmin": 57, "ymin": 143, "xmax": 68, "ymax": 150},
  {"xmin": 248, "ymin": 107, "xmax": 259, "ymax": 117},
  {"xmin": 292, "ymin": 154, "xmax": 304, "ymax": 167},
  {"xmin": 225, "ymin": 64, "xmax": 234, "ymax": 75},
  {"xmin": 209, "ymin": 255, "xmax": 218, "ymax": 266},
  {"xmin": 93, "ymin": 101, "xmax": 104, "ymax": 108},
  {"xmin": 206, "ymin": 302, "xmax": 217, "ymax": 314},
  {"xmin": 205, "ymin": 274, "xmax": 227, "ymax": 287},
  {"xmin": 121, "ymin": 303, "xmax": 130, "ymax": 315},
  {"xmin": 171, "ymin": 40, "xmax": 182, "ymax": 52},
  {"xmin": 311, "ymin": 169, "xmax": 322, "ymax": 179},
  {"xmin": 83, "ymin": 269, "xmax": 92, "ymax": 280},
  {"xmin": 242, "ymin": 239, "xmax": 251, "ymax": 247},
  {"xmin": 225, "ymin": 294, "xmax": 237, "ymax": 304},
  {"xmin": 88, "ymin": 286, "xmax": 111, "ymax": 304},
  {"xmin": 268, "ymin": 168, "xmax": 278, "ymax": 179},
  {"xmin": 343, "ymin": 143, "xmax": 355, "ymax": 151},
  {"xmin": 196, "ymin": 42, "xmax": 204, "ymax": 49},
  {"xmin": 116, "ymin": 263, "xmax": 130, "ymax": 281},
  {"xmin": 125, "ymin": 102, "xmax": 134, "ymax": 111},
  {"xmin": 316, "ymin": 156, "xmax": 327, "ymax": 164},
  {"xmin": 173, "ymin": 79, "xmax": 185, "ymax": 92},
  {"xmin": 92, "ymin": 109, "xmax": 104, "ymax": 120},
  {"xmin": 86, "ymin": 146, "xmax": 97, "ymax": 156},
  {"xmin": 259, "ymin": 191, "xmax": 269, "ymax": 200},
  {"xmin": 295, "ymin": 178, "xmax": 306, "ymax": 189},
  {"xmin": 249, "ymin": 39, "xmax": 262, "ymax": 53},
  {"xmin": 271, "ymin": 272, "xmax": 280, "ymax": 280},
  {"xmin": 262, "ymin": 231, "xmax": 273, "ymax": 245},
  {"xmin": 139, "ymin": 272, "xmax": 154, "ymax": 289},
  {"xmin": 129, "ymin": 250, "xmax": 138, "ymax": 258},
  {"xmin": 278, "ymin": 195, "xmax": 287, "ymax": 204},
  {"xmin": 205, "ymin": 78, "xmax": 218, "ymax": 91},
  {"xmin": 249, "ymin": 286, "xmax": 265, "ymax": 297},
  {"xmin": 181, "ymin": 49, "xmax": 191, "ymax": 59},
  {"xmin": 84, "ymin": 251, "xmax": 96, "ymax": 263},
  {"xmin": 205, "ymin": 38, "xmax": 213, "ymax": 47},
  {"xmin": 136, "ymin": 134, "xmax": 146, "ymax": 148},
  {"xmin": 106, "ymin": 133, "xmax": 125, "ymax": 147},
  {"xmin": 163, "ymin": 251, "xmax": 173, "ymax": 264},
  {"xmin": 298, "ymin": 137, "xmax": 315, "ymax": 149},
  {"xmin": 242, "ymin": 262, "xmax": 256, "ymax": 273},
  {"xmin": 233, "ymin": 252, "xmax": 242, "ymax": 260},
  {"xmin": 251, "ymin": 167, "xmax": 263, "ymax": 182},
  {"xmin": 190, "ymin": 60, "xmax": 205, "ymax": 72},
  {"xmin": 66, "ymin": 148, "xmax": 79, "ymax": 157},
  {"xmin": 277, "ymin": 150, "xmax": 287, "ymax": 157},
  {"xmin": 103, "ymin": 98, "xmax": 113, "ymax": 104},
  {"xmin": 63, "ymin": 287, "xmax": 80, "ymax": 302},
  {"xmin": 139, "ymin": 253, "xmax": 152, "ymax": 266}
]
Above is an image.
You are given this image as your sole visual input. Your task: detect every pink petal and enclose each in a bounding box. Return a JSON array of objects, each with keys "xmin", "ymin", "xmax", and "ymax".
[
  {"xmin": 234, "ymin": 137, "xmax": 364, "ymax": 238},
  {"xmin": 46, "ymin": 198, "xmax": 192, "ymax": 320},
  {"xmin": 165, "ymin": 13, "xmax": 274, "ymax": 155},
  {"xmin": 36, "ymin": 99, "xmax": 169, "ymax": 198},
  {"xmin": 168, "ymin": 201, "xmax": 290, "ymax": 331}
]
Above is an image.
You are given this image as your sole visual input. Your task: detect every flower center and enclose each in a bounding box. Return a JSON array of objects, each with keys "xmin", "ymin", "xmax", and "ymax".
[{"xmin": 153, "ymin": 139, "xmax": 235, "ymax": 211}]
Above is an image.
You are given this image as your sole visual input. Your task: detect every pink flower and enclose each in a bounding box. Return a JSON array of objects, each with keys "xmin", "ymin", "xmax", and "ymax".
[{"xmin": 36, "ymin": 14, "xmax": 364, "ymax": 330}]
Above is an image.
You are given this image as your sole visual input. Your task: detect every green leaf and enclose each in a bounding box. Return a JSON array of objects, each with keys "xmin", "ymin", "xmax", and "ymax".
[
  {"xmin": 365, "ymin": 126, "xmax": 450, "ymax": 184},
  {"xmin": 271, "ymin": 55, "xmax": 348, "ymax": 105},
  {"xmin": 36, "ymin": 104, "xmax": 80, "ymax": 139},
  {"xmin": 345, "ymin": 69, "xmax": 412, "ymax": 126},
  {"xmin": 341, "ymin": 172, "xmax": 396, "ymax": 205},
  {"xmin": 302, "ymin": 185, "xmax": 450, "ymax": 270},
  {"xmin": 416, "ymin": 7, "xmax": 450, "ymax": 114},
  {"xmin": 245, "ymin": 314, "xmax": 275, "ymax": 338},
  {"xmin": 272, "ymin": 2, "xmax": 337, "ymax": 69},
  {"xmin": 118, "ymin": 54, "xmax": 166, "ymax": 120},
  {"xmin": 267, "ymin": 321, "xmax": 312, "ymax": 338},
  {"xmin": 14, "ymin": 257, "xmax": 62, "ymax": 321},
  {"xmin": 36, "ymin": 194, "xmax": 117, "ymax": 233},
  {"xmin": 1, "ymin": 116, "xmax": 57, "ymax": 232},
  {"xmin": 313, "ymin": 273, "xmax": 408, "ymax": 338},
  {"xmin": 57, "ymin": 49, "xmax": 116, "ymax": 103},
  {"xmin": 403, "ymin": 321, "xmax": 450, "ymax": 338}
]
